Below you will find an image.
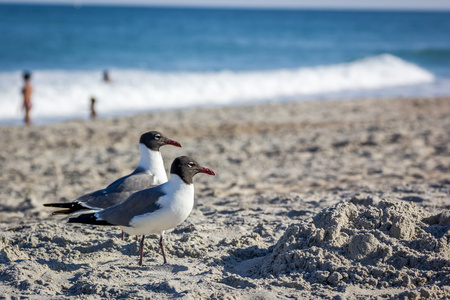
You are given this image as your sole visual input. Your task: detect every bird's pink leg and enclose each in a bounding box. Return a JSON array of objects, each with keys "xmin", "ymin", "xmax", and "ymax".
[
  {"xmin": 159, "ymin": 235, "xmax": 167, "ymax": 264},
  {"xmin": 139, "ymin": 235, "xmax": 145, "ymax": 266}
]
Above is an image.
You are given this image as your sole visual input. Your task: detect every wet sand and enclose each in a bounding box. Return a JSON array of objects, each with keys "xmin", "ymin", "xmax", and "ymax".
[{"xmin": 0, "ymin": 97, "xmax": 449, "ymax": 299}]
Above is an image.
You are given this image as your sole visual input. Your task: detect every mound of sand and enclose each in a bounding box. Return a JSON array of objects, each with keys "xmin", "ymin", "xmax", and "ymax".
[{"xmin": 259, "ymin": 198, "xmax": 450, "ymax": 298}]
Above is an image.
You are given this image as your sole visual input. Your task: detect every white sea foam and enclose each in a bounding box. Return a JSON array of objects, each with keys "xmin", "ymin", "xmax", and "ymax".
[{"xmin": 0, "ymin": 54, "xmax": 436, "ymax": 124}]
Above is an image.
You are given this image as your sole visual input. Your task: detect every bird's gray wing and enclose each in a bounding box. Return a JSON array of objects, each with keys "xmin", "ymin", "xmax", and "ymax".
[
  {"xmin": 104, "ymin": 171, "xmax": 156, "ymax": 193},
  {"xmin": 75, "ymin": 172, "xmax": 156, "ymax": 209},
  {"xmin": 96, "ymin": 185, "xmax": 166, "ymax": 227}
]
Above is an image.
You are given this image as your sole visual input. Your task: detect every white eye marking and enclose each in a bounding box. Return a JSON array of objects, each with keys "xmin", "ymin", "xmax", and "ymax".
[
  {"xmin": 188, "ymin": 162, "xmax": 194, "ymax": 168},
  {"xmin": 155, "ymin": 134, "xmax": 161, "ymax": 140}
]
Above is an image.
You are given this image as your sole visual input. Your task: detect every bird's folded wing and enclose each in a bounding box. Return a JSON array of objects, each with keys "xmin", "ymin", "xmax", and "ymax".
[{"xmin": 96, "ymin": 186, "xmax": 166, "ymax": 227}]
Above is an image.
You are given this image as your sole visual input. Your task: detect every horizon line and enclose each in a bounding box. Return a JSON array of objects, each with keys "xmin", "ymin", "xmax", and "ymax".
[{"xmin": 1, "ymin": 1, "xmax": 450, "ymax": 12}]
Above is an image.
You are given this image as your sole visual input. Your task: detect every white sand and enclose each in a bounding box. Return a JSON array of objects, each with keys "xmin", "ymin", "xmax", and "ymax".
[{"xmin": 0, "ymin": 97, "xmax": 449, "ymax": 299}]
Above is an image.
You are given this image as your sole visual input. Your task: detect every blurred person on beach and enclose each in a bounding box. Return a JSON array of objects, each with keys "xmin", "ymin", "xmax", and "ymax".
[
  {"xmin": 103, "ymin": 70, "xmax": 111, "ymax": 83},
  {"xmin": 90, "ymin": 97, "xmax": 97, "ymax": 120},
  {"xmin": 22, "ymin": 71, "xmax": 33, "ymax": 125}
]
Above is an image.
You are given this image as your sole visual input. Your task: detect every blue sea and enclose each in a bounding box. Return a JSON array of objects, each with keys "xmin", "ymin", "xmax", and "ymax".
[{"xmin": 1, "ymin": 4, "xmax": 450, "ymax": 125}]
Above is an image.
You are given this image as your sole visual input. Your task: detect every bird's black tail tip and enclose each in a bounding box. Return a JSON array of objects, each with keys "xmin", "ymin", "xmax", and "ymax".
[
  {"xmin": 51, "ymin": 209, "xmax": 72, "ymax": 215},
  {"xmin": 44, "ymin": 202, "xmax": 90, "ymax": 216},
  {"xmin": 68, "ymin": 213, "xmax": 112, "ymax": 226},
  {"xmin": 43, "ymin": 203, "xmax": 74, "ymax": 208}
]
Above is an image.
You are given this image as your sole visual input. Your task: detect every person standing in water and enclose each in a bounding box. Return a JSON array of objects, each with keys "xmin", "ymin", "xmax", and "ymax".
[
  {"xmin": 22, "ymin": 71, "xmax": 33, "ymax": 125},
  {"xmin": 90, "ymin": 97, "xmax": 97, "ymax": 120},
  {"xmin": 103, "ymin": 70, "xmax": 111, "ymax": 83}
]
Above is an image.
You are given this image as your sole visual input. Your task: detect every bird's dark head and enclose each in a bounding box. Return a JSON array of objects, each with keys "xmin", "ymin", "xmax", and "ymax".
[
  {"xmin": 170, "ymin": 156, "xmax": 215, "ymax": 184},
  {"xmin": 139, "ymin": 131, "xmax": 182, "ymax": 151}
]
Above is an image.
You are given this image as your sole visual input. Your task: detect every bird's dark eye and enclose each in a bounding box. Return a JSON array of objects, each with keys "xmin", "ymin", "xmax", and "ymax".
[
  {"xmin": 154, "ymin": 134, "xmax": 161, "ymax": 140},
  {"xmin": 188, "ymin": 162, "xmax": 194, "ymax": 168}
]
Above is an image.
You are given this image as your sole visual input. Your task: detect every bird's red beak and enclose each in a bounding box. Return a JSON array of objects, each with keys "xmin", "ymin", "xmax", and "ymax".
[
  {"xmin": 198, "ymin": 167, "xmax": 215, "ymax": 176},
  {"xmin": 165, "ymin": 139, "xmax": 182, "ymax": 148}
]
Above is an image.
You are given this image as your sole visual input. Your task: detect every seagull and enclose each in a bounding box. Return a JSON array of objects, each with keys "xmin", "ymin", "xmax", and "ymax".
[
  {"xmin": 68, "ymin": 156, "xmax": 215, "ymax": 265},
  {"xmin": 43, "ymin": 131, "xmax": 181, "ymax": 229}
]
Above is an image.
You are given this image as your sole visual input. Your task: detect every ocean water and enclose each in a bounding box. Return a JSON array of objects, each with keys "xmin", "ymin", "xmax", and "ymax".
[{"xmin": 1, "ymin": 4, "xmax": 449, "ymax": 125}]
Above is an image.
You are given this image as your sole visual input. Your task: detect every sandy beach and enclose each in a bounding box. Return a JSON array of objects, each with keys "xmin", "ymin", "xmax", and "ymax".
[{"xmin": 0, "ymin": 97, "xmax": 449, "ymax": 299}]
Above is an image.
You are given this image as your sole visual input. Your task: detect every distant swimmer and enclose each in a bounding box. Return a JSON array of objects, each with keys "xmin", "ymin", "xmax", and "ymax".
[
  {"xmin": 90, "ymin": 97, "xmax": 97, "ymax": 120},
  {"xmin": 22, "ymin": 71, "xmax": 33, "ymax": 125},
  {"xmin": 103, "ymin": 70, "xmax": 112, "ymax": 83}
]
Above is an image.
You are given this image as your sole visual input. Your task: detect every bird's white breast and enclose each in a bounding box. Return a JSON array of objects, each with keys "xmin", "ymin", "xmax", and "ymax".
[
  {"xmin": 136, "ymin": 143, "xmax": 168, "ymax": 185},
  {"xmin": 124, "ymin": 175, "xmax": 194, "ymax": 236}
]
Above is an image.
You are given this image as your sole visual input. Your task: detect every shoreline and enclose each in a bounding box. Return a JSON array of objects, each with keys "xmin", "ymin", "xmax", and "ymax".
[
  {"xmin": 0, "ymin": 96, "xmax": 449, "ymax": 299},
  {"xmin": 2, "ymin": 92, "xmax": 449, "ymax": 127}
]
